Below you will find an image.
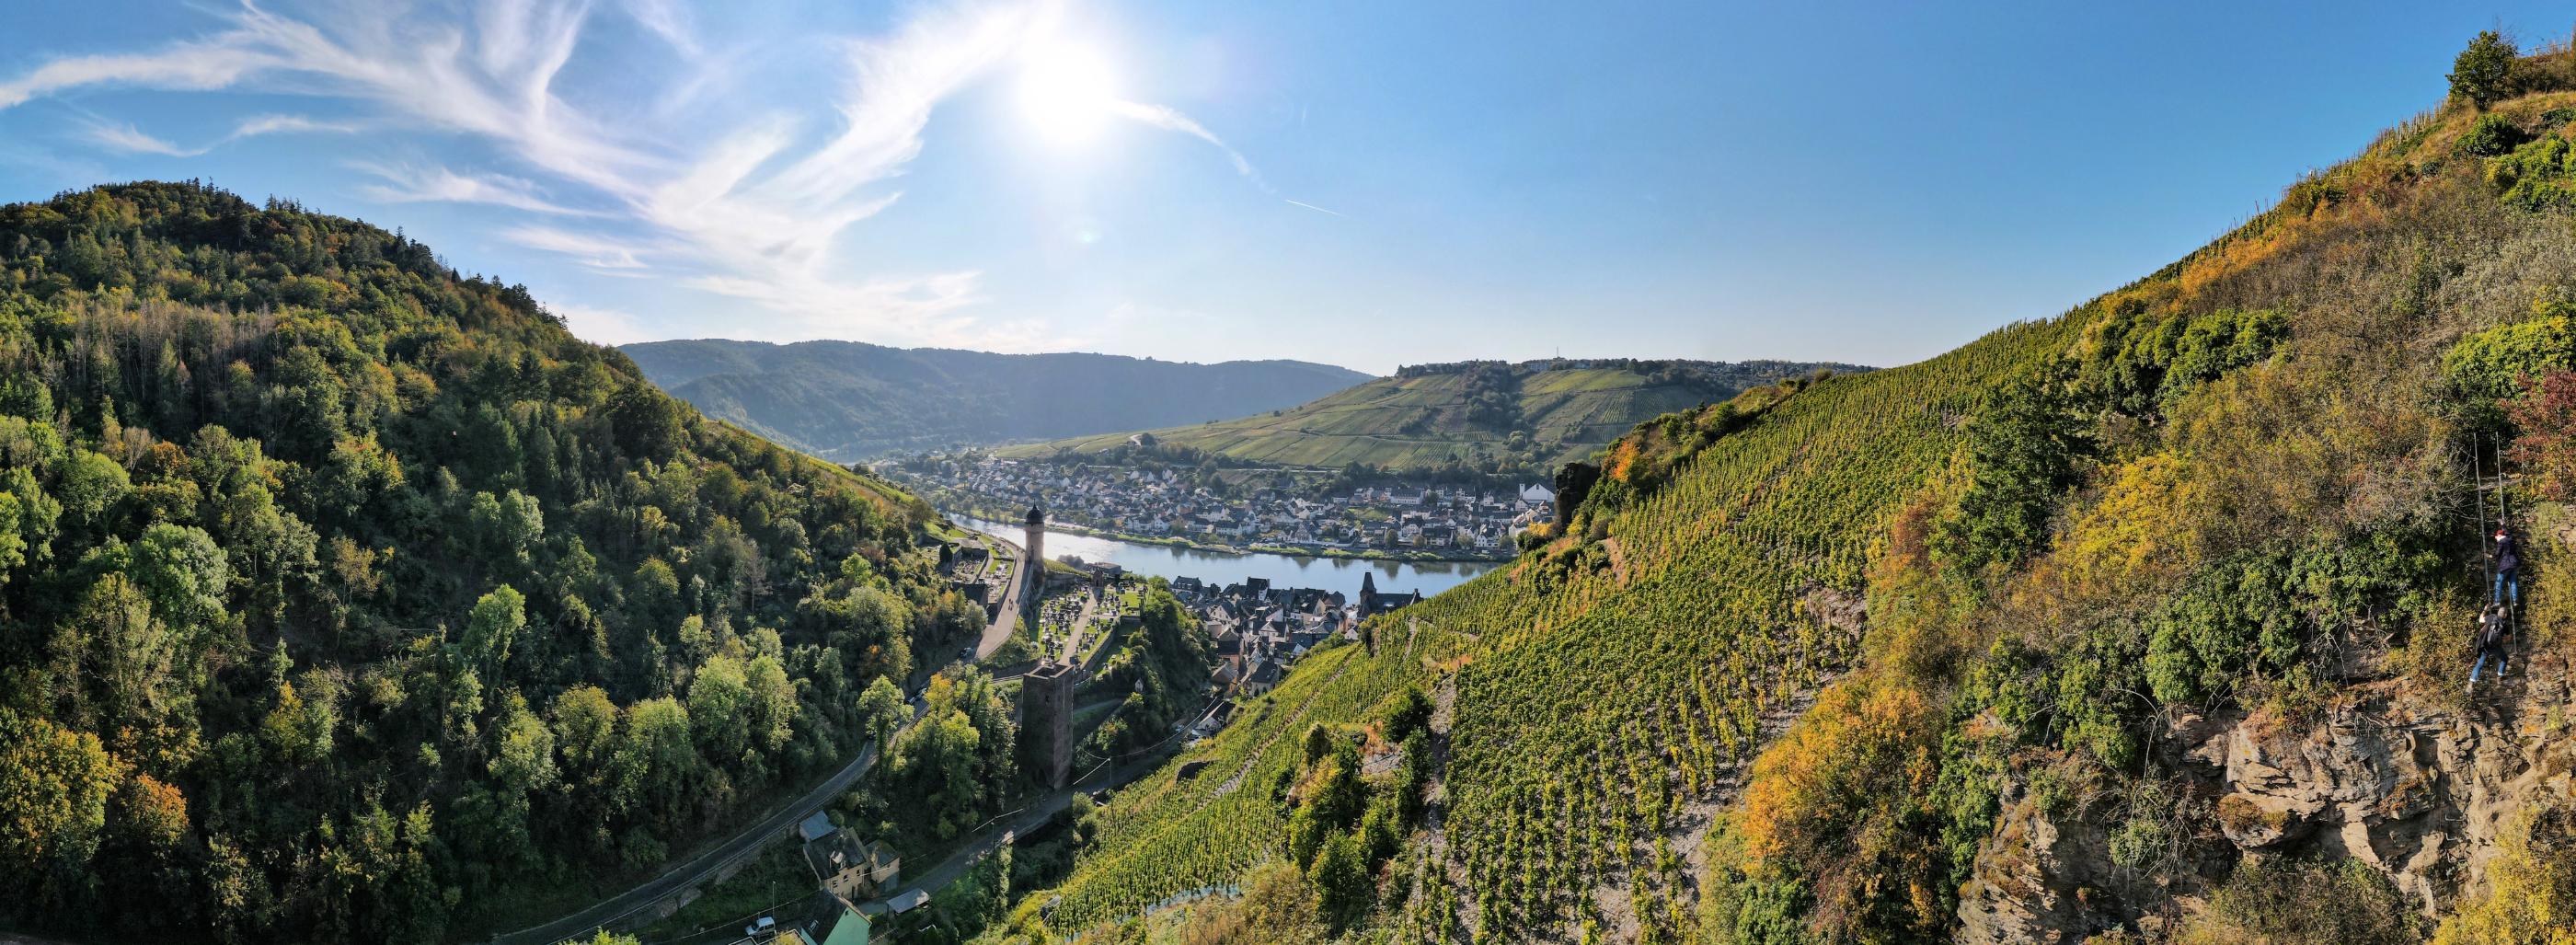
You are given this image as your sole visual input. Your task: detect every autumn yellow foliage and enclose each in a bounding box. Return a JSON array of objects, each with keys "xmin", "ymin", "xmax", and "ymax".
[
  {"xmin": 1738, "ymin": 673, "xmax": 1946, "ymax": 935},
  {"xmin": 2432, "ymin": 790, "xmax": 2576, "ymax": 945},
  {"xmin": 2056, "ymin": 452, "xmax": 2204, "ymax": 595}
]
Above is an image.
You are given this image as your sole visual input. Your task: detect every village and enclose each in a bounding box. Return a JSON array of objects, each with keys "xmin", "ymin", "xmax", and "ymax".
[
  {"xmin": 945, "ymin": 547, "xmax": 1409, "ymax": 723},
  {"xmin": 886, "ymin": 454, "xmax": 1556, "ymax": 560}
]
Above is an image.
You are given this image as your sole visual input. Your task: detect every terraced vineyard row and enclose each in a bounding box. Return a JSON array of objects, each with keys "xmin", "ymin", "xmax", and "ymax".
[
  {"xmin": 1029, "ymin": 624, "xmax": 1472, "ymax": 929},
  {"xmin": 1018, "ymin": 317, "xmax": 2081, "ymax": 941},
  {"xmin": 1387, "ymin": 317, "xmax": 2086, "ymax": 939}
]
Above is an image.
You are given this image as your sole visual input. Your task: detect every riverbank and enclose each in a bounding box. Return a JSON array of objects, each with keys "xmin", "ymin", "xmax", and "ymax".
[
  {"xmin": 940, "ymin": 501, "xmax": 1513, "ymax": 565},
  {"xmin": 948, "ymin": 515, "xmax": 1497, "ymax": 602}
]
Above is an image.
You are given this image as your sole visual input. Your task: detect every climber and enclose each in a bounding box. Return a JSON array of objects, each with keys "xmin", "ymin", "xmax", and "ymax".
[
  {"xmin": 2490, "ymin": 526, "xmax": 2521, "ymax": 608},
  {"xmin": 2470, "ymin": 604, "xmax": 2511, "ymax": 687}
]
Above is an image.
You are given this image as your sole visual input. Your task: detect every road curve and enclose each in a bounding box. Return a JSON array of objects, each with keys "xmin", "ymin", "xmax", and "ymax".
[
  {"xmin": 492, "ymin": 734, "xmax": 897, "ymax": 945},
  {"xmin": 861, "ymin": 756, "xmax": 1164, "ymax": 914},
  {"xmin": 974, "ymin": 532, "xmax": 1029, "ymax": 660},
  {"xmin": 497, "ymin": 529, "xmax": 1032, "ymax": 945}
]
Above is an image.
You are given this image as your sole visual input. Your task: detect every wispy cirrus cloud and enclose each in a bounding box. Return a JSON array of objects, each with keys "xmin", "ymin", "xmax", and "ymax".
[
  {"xmin": 354, "ymin": 162, "xmax": 595, "ymax": 216},
  {"xmin": 0, "ymin": 36, "xmax": 284, "ymax": 108},
  {"xmin": 78, "ymin": 120, "xmax": 195, "ymax": 157},
  {"xmin": 501, "ymin": 225, "xmax": 651, "ymax": 271},
  {"xmin": 80, "ymin": 112, "xmax": 358, "ymax": 156},
  {"xmin": 0, "ymin": 0, "xmax": 1271, "ymax": 350},
  {"xmin": 621, "ymin": 0, "xmax": 705, "ymax": 59},
  {"xmin": 1111, "ymin": 99, "xmax": 1266, "ymax": 190}
]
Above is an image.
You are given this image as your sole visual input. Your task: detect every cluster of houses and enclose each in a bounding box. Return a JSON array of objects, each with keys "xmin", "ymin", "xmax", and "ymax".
[
  {"xmin": 903, "ymin": 456, "xmax": 1555, "ymax": 559},
  {"xmin": 1170, "ymin": 571, "xmax": 1420, "ymax": 738},
  {"xmin": 702, "ymin": 812, "xmax": 888, "ymax": 945}
]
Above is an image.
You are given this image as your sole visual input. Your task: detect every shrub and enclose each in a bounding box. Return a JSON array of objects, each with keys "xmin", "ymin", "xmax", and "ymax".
[
  {"xmin": 2432, "ymin": 792, "xmax": 2576, "ymax": 944},
  {"xmin": 2143, "ymin": 529, "xmax": 2444, "ymax": 709},
  {"xmin": 2441, "ymin": 294, "xmax": 2576, "ymax": 425},
  {"xmin": 2504, "ymin": 371, "xmax": 2576, "ymax": 501},
  {"xmin": 2459, "ymin": 114, "xmax": 2529, "ymax": 157},
  {"xmin": 2488, "ymin": 135, "xmax": 2576, "ymax": 211},
  {"xmin": 1935, "ymin": 361, "xmax": 2098, "ymax": 576},
  {"xmin": 1737, "ymin": 674, "xmax": 1949, "ymax": 939},
  {"xmin": 2179, "ymin": 856, "xmax": 2422, "ymax": 945}
]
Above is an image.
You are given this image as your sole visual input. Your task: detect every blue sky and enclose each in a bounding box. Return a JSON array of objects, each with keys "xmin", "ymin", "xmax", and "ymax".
[{"xmin": 0, "ymin": 2, "xmax": 2557, "ymax": 375}]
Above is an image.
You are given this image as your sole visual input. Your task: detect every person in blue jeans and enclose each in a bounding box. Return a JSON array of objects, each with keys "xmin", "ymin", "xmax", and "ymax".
[
  {"xmin": 2470, "ymin": 605, "xmax": 2509, "ymax": 686},
  {"xmin": 2491, "ymin": 527, "xmax": 2520, "ymax": 607}
]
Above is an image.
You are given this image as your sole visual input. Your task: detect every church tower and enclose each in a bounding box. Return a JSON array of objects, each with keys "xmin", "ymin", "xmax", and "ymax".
[{"xmin": 1359, "ymin": 570, "xmax": 1379, "ymax": 617}]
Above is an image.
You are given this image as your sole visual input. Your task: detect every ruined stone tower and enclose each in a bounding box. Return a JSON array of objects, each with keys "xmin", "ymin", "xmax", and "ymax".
[{"xmin": 1018, "ymin": 660, "xmax": 1075, "ymax": 789}]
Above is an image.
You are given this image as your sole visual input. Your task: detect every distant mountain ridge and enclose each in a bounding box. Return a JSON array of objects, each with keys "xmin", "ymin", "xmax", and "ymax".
[
  {"xmin": 620, "ymin": 339, "xmax": 1372, "ymax": 460},
  {"xmin": 1006, "ymin": 357, "xmax": 1871, "ymax": 472}
]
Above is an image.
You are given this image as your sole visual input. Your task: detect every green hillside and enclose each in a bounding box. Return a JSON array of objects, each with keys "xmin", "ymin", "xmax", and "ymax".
[
  {"xmin": 622, "ymin": 339, "xmax": 1370, "ymax": 460},
  {"xmin": 984, "ymin": 39, "xmax": 2576, "ymax": 945},
  {"xmin": 0, "ymin": 184, "xmax": 994, "ymax": 941},
  {"xmin": 1004, "ymin": 358, "xmax": 1868, "ymax": 473}
]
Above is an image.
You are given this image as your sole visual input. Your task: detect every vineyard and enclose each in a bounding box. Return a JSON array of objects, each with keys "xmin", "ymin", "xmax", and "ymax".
[
  {"xmin": 1386, "ymin": 317, "xmax": 2086, "ymax": 940},
  {"xmin": 1027, "ymin": 622, "xmax": 1473, "ymax": 930},
  {"xmin": 1004, "ymin": 360, "xmax": 1863, "ymax": 474},
  {"xmin": 975, "ymin": 35, "xmax": 2576, "ymax": 945},
  {"xmin": 1006, "ymin": 318, "xmax": 2077, "ymax": 940}
]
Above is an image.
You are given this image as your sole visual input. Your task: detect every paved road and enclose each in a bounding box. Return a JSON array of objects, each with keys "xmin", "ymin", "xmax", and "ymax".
[
  {"xmin": 862, "ymin": 756, "xmax": 1164, "ymax": 914},
  {"xmin": 500, "ymin": 531, "xmax": 1040, "ymax": 944},
  {"xmin": 975, "ymin": 532, "xmax": 1029, "ymax": 661},
  {"xmin": 499, "ymin": 535, "xmax": 1032, "ymax": 944},
  {"xmin": 493, "ymin": 729, "xmax": 911, "ymax": 945}
]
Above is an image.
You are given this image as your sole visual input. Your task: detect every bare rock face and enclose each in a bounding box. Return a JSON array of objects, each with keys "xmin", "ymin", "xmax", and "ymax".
[
  {"xmin": 1956, "ymin": 668, "xmax": 2574, "ymax": 941},
  {"xmin": 1956, "ymin": 791, "xmax": 2085, "ymax": 945},
  {"xmin": 2202, "ymin": 689, "xmax": 2462, "ymax": 913}
]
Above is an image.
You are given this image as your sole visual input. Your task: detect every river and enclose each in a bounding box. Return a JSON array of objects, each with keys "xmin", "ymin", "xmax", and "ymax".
[{"xmin": 950, "ymin": 515, "xmax": 1498, "ymax": 601}]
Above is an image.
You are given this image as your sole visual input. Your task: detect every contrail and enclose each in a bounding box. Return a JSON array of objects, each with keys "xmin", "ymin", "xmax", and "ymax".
[{"xmin": 1283, "ymin": 199, "xmax": 1346, "ymax": 218}]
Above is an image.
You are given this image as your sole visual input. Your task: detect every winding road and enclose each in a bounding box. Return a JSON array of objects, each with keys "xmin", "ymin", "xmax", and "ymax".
[
  {"xmin": 860, "ymin": 755, "xmax": 1167, "ymax": 915},
  {"xmin": 493, "ymin": 531, "xmax": 1034, "ymax": 945},
  {"xmin": 975, "ymin": 532, "xmax": 1031, "ymax": 660}
]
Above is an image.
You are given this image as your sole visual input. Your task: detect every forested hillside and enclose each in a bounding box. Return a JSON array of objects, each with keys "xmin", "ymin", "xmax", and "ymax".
[
  {"xmin": 621, "ymin": 339, "xmax": 1368, "ymax": 460},
  {"xmin": 1007, "ymin": 358, "xmax": 1867, "ymax": 476},
  {"xmin": 0, "ymin": 183, "xmax": 987, "ymax": 941},
  {"xmin": 978, "ymin": 35, "xmax": 2576, "ymax": 945}
]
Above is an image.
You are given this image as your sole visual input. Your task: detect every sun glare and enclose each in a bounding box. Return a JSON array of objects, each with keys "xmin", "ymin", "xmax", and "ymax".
[{"xmin": 1018, "ymin": 40, "xmax": 1119, "ymax": 147}]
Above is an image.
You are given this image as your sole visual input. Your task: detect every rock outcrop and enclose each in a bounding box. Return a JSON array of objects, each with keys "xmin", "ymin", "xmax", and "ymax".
[{"xmin": 1956, "ymin": 662, "xmax": 2575, "ymax": 942}]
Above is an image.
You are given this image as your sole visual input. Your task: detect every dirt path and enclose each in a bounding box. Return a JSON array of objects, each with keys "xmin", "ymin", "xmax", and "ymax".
[{"xmin": 1213, "ymin": 654, "xmax": 1358, "ymax": 798}]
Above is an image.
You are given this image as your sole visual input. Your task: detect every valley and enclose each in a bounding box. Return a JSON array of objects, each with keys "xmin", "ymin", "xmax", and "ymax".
[{"xmin": 5, "ymin": 9, "xmax": 2576, "ymax": 945}]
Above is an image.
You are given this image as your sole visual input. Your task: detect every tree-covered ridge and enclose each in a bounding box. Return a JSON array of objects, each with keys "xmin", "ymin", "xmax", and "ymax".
[
  {"xmin": 0, "ymin": 181, "xmax": 977, "ymax": 941},
  {"xmin": 620, "ymin": 338, "xmax": 1371, "ymax": 461}
]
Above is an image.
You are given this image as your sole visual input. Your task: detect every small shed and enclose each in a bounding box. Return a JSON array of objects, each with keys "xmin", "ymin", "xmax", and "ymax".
[{"xmin": 798, "ymin": 811, "xmax": 836, "ymax": 843}]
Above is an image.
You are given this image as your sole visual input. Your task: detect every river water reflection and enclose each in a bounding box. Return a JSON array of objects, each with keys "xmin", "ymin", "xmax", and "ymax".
[{"xmin": 951, "ymin": 515, "xmax": 1497, "ymax": 601}]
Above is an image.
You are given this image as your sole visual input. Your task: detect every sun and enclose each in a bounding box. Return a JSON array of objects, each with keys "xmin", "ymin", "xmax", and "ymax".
[{"xmin": 1018, "ymin": 40, "xmax": 1119, "ymax": 147}]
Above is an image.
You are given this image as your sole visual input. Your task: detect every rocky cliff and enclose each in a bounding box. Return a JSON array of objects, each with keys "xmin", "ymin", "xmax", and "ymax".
[{"xmin": 1961, "ymin": 641, "xmax": 2574, "ymax": 942}]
